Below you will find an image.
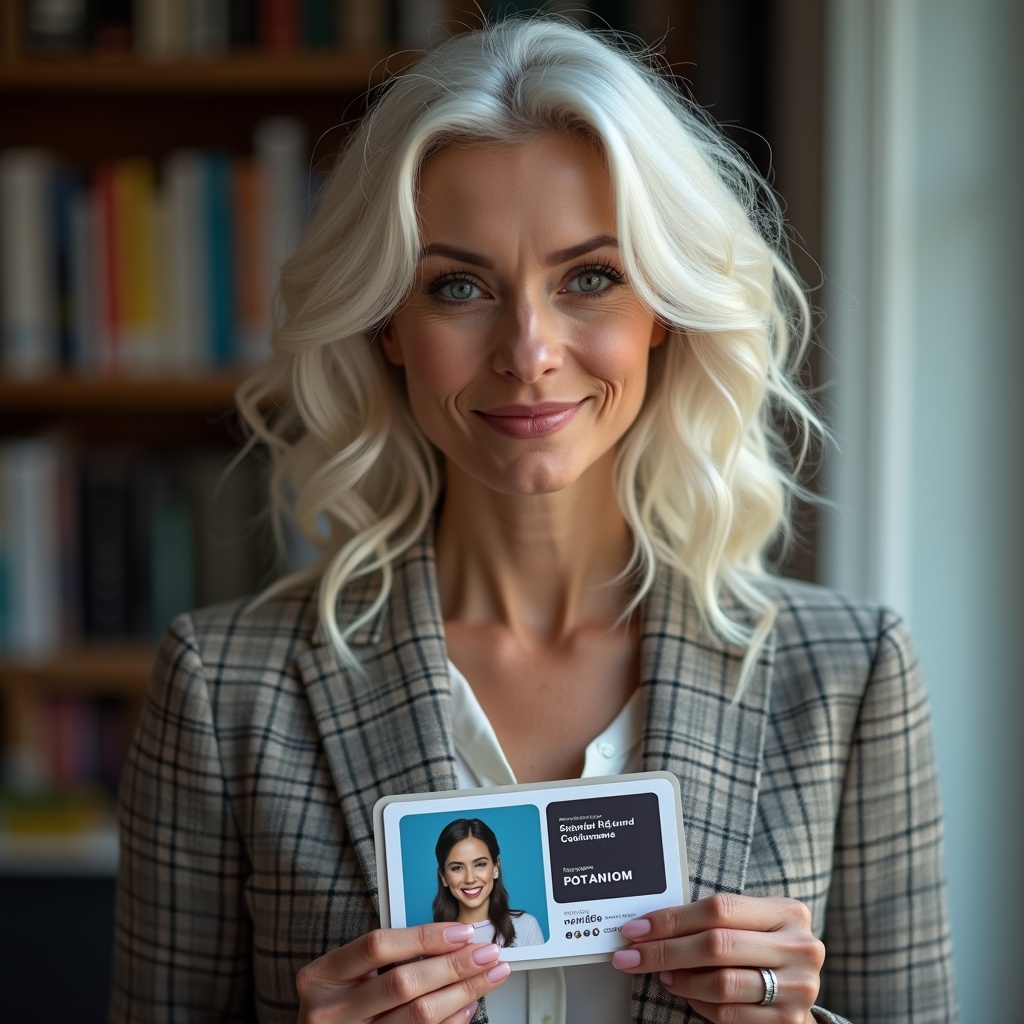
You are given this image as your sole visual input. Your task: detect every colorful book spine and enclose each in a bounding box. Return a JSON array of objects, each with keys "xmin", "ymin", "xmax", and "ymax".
[
  {"xmin": 259, "ymin": 0, "xmax": 300, "ymax": 51},
  {"xmin": 117, "ymin": 159, "xmax": 163, "ymax": 371},
  {"xmin": 205, "ymin": 154, "xmax": 236, "ymax": 366}
]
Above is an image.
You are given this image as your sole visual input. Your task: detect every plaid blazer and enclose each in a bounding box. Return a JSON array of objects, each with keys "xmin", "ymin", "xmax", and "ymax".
[{"xmin": 111, "ymin": 531, "xmax": 957, "ymax": 1024}]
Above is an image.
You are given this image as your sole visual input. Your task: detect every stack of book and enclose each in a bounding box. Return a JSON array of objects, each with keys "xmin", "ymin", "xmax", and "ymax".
[
  {"xmin": 0, "ymin": 117, "xmax": 307, "ymax": 379},
  {"xmin": 23, "ymin": 0, "xmax": 405, "ymax": 56},
  {"xmin": 21, "ymin": 2, "xmax": 674, "ymax": 58},
  {"xmin": 0, "ymin": 437, "xmax": 274, "ymax": 658}
]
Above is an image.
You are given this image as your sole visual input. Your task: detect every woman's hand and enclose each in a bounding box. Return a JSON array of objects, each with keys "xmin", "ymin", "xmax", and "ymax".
[
  {"xmin": 610, "ymin": 893, "xmax": 825, "ymax": 1023},
  {"xmin": 297, "ymin": 922, "xmax": 511, "ymax": 1023}
]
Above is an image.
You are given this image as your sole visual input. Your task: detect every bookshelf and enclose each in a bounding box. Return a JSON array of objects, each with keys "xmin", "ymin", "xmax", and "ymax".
[{"xmin": 0, "ymin": 0, "xmax": 410, "ymax": 875}]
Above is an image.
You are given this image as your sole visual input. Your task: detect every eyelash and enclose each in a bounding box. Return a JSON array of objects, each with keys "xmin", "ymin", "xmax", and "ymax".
[{"xmin": 425, "ymin": 262, "xmax": 627, "ymax": 304}]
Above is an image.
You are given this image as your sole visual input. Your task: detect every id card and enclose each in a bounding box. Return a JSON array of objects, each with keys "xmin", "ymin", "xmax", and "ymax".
[{"xmin": 373, "ymin": 771, "xmax": 689, "ymax": 971}]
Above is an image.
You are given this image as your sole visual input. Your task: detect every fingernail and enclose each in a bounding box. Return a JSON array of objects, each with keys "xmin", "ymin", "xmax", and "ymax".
[
  {"xmin": 471, "ymin": 943, "xmax": 500, "ymax": 965},
  {"xmin": 462, "ymin": 1001, "xmax": 478, "ymax": 1020},
  {"xmin": 445, "ymin": 924, "xmax": 475, "ymax": 943},
  {"xmin": 486, "ymin": 961, "xmax": 511, "ymax": 983},
  {"xmin": 612, "ymin": 948, "xmax": 642, "ymax": 969},
  {"xmin": 620, "ymin": 918, "xmax": 652, "ymax": 940},
  {"xmin": 660, "ymin": 971, "xmax": 674, "ymax": 986}
]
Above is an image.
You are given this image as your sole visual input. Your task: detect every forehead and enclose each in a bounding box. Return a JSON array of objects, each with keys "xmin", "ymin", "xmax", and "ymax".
[
  {"xmin": 446, "ymin": 836, "xmax": 491, "ymax": 862},
  {"xmin": 415, "ymin": 134, "xmax": 616, "ymax": 247}
]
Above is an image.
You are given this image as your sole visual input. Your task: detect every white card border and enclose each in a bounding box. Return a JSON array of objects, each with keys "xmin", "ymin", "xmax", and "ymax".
[{"xmin": 372, "ymin": 770, "xmax": 689, "ymax": 971}]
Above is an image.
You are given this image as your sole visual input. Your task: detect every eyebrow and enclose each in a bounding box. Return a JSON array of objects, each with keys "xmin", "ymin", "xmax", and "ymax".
[{"xmin": 418, "ymin": 234, "xmax": 619, "ymax": 269}]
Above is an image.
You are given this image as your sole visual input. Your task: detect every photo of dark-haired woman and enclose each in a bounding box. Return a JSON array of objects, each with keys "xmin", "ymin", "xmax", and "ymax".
[{"xmin": 432, "ymin": 818, "xmax": 545, "ymax": 948}]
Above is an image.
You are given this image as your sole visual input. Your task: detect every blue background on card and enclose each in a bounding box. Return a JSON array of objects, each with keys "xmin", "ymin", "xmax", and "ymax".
[{"xmin": 398, "ymin": 804, "xmax": 549, "ymax": 940}]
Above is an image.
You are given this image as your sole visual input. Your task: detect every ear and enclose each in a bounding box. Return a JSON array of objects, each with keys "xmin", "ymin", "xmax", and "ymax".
[
  {"xmin": 379, "ymin": 319, "xmax": 405, "ymax": 366},
  {"xmin": 649, "ymin": 320, "xmax": 670, "ymax": 350}
]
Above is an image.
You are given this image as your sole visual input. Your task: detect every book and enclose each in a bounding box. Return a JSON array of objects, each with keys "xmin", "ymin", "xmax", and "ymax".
[
  {"xmin": 187, "ymin": 453, "xmax": 269, "ymax": 607},
  {"xmin": 396, "ymin": 0, "xmax": 448, "ymax": 46},
  {"xmin": 340, "ymin": 0, "xmax": 389, "ymax": 48},
  {"xmin": 190, "ymin": 0, "xmax": 231, "ymax": 56},
  {"xmin": 133, "ymin": 0, "xmax": 190, "ymax": 60},
  {"xmin": 116, "ymin": 159, "xmax": 163, "ymax": 372},
  {"xmin": 303, "ymin": 0, "xmax": 337, "ymax": 49},
  {"xmin": 253, "ymin": 117, "xmax": 308, "ymax": 321},
  {"xmin": 24, "ymin": 0, "xmax": 91, "ymax": 53},
  {"xmin": 162, "ymin": 150, "xmax": 211, "ymax": 370},
  {"xmin": 232, "ymin": 157, "xmax": 271, "ymax": 364},
  {"xmin": 205, "ymin": 154, "xmax": 237, "ymax": 366},
  {"xmin": 0, "ymin": 150, "xmax": 59, "ymax": 379},
  {"xmin": 229, "ymin": 0, "xmax": 258, "ymax": 47},
  {"xmin": 0, "ymin": 439, "xmax": 63, "ymax": 657},
  {"xmin": 78, "ymin": 456, "xmax": 132, "ymax": 638},
  {"xmin": 259, "ymin": 0, "xmax": 300, "ymax": 51}
]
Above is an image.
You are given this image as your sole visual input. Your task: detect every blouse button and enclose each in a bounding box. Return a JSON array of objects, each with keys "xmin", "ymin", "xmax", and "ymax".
[{"xmin": 598, "ymin": 742, "xmax": 615, "ymax": 758}]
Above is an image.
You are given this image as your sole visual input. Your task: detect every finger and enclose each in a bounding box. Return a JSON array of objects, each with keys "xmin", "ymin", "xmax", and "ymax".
[
  {"xmin": 612, "ymin": 927, "xmax": 788, "ymax": 974},
  {"xmin": 439, "ymin": 1001, "xmax": 478, "ymax": 1024},
  {"xmin": 355, "ymin": 943, "xmax": 503, "ymax": 1020},
  {"xmin": 378, "ymin": 960, "xmax": 511, "ymax": 1024},
  {"xmin": 621, "ymin": 893, "xmax": 806, "ymax": 943},
  {"xmin": 657, "ymin": 966, "xmax": 771, "ymax": 1006},
  {"xmin": 305, "ymin": 923, "xmax": 478, "ymax": 984}
]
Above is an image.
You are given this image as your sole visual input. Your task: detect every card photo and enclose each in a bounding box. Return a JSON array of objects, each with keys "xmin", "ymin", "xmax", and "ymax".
[{"xmin": 374, "ymin": 771, "xmax": 689, "ymax": 971}]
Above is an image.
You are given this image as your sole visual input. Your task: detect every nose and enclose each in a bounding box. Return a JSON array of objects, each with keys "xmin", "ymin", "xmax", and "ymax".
[{"xmin": 491, "ymin": 297, "xmax": 563, "ymax": 382}]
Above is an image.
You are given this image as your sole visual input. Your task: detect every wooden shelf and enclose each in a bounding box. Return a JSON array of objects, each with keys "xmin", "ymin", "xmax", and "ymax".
[
  {"xmin": 0, "ymin": 372, "xmax": 247, "ymax": 414},
  {"xmin": 0, "ymin": 645, "xmax": 155, "ymax": 695},
  {"xmin": 0, "ymin": 49, "xmax": 413, "ymax": 94}
]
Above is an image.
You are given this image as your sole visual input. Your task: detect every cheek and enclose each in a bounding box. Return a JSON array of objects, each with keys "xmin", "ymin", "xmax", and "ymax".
[{"xmin": 400, "ymin": 328, "xmax": 480, "ymax": 401}]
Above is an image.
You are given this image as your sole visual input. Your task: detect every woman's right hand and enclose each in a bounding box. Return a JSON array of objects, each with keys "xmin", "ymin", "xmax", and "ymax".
[{"xmin": 296, "ymin": 922, "xmax": 511, "ymax": 1023}]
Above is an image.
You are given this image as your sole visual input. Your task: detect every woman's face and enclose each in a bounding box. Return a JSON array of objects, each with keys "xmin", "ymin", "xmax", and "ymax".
[
  {"xmin": 440, "ymin": 836, "xmax": 498, "ymax": 921},
  {"xmin": 380, "ymin": 133, "xmax": 665, "ymax": 498}
]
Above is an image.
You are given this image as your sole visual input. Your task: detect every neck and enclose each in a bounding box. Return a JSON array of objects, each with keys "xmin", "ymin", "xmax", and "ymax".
[
  {"xmin": 435, "ymin": 453, "xmax": 634, "ymax": 643},
  {"xmin": 458, "ymin": 901, "xmax": 491, "ymax": 925}
]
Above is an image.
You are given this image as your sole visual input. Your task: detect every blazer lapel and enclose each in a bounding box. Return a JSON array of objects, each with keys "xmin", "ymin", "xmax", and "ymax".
[
  {"xmin": 296, "ymin": 535, "xmax": 457, "ymax": 913},
  {"xmin": 639, "ymin": 567, "xmax": 776, "ymax": 901}
]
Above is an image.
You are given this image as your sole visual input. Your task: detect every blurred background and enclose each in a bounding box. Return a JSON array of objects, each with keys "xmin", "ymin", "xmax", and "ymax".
[{"xmin": 0, "ymin": 0, "xmax": 1020, "ymax": 1020}]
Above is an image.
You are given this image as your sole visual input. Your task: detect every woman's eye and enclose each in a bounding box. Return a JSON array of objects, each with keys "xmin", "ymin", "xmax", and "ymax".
[
  {"xmin": 565, "ymin": 266, "xmax": 622, "ymax": 295},
  {"xmin": 433, "ymin": 277, "xmax": 481, "ymax": 302}
]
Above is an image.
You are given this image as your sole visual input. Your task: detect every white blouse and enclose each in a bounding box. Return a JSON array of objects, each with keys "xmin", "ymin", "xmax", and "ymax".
[{"xmin": 450, "ymin": 660, "xmax": 644, "ymax": 1024}]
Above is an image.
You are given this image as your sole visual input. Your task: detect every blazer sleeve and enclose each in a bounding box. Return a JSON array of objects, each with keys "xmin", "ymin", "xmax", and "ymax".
[
  {"xmin": 813, "ymin": 612, "xmax": 958, "ymax": 1024},
  {"xmin": 110, "ymin": 615, "xmax": 255, "ymax": 1024}
]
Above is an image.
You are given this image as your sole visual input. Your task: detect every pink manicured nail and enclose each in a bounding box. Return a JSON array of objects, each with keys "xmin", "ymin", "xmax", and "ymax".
[
  {"xmin": 620, "ymin": 918, "xmax": 652, "ymax": 939},
  {"xmin": 462, "ymin": 1001, "xmax": 478, "ymax": 1020},
  {"xmin": 445, "ymin": 924, "xmax": 475, "ymax": 943},
  {"xmin": 660, "ymin": 971, "xmax": 674, "ymax": 986},
  {"xmin": 486, "ymin": 961, "xmax": 511, "ymax": 983},
  {"xmin": 471, "ymin": 943, "xmax": 500, "ymax": 965},
  {"xmin": 612, "ymin": 948, "xmax": 642, "ymax": 969}
]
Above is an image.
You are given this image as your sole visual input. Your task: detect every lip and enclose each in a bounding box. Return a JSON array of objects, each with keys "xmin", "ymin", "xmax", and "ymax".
[
  {"xmin": 461, "ymin": 886, "xmax": 484, "ymax": 898},
  {"xmin": 475, "ymin": 401, "xmax": 583, "ymax": 439}
]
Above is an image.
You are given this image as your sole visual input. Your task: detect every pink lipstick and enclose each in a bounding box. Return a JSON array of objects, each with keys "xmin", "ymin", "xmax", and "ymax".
[{"xmin": 475, "ymin": 401, "xmax": 582, "ymax": 439}]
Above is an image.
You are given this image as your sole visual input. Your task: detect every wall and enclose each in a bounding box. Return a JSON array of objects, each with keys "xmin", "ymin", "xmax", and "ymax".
[{"xmin": 821, "ymin": 1, "xmax": 1024, "ymax": 1017}]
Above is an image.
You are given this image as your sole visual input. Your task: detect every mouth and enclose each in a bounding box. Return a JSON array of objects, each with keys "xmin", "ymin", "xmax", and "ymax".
[
  {"xmin": 475, "ymin": 401, "xmax": 583, "ymax": 439},
  {"xmin": 461, "ymin": 886, "xmax": 484, "ymax": 898}
]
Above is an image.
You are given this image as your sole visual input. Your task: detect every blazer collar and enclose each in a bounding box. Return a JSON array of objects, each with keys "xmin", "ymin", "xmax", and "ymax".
[
  {"xmin": 297, "ymin": 535, "xmax": 456, "ymax": 914},
  {"xmin": 297, "ymin": 532, "xmax": 775, "ymax": 919}
]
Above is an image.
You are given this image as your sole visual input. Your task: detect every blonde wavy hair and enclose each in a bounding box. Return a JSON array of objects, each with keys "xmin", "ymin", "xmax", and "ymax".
[{"xmin": 238, "ymin": 18, "xmax": 822, "ymax": 688}]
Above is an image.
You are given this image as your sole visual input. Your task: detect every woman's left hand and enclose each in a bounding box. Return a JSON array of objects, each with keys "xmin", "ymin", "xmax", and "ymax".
[{"xmin": 610, "ymin": 893, "xmax": 825, "ymax": 1023}]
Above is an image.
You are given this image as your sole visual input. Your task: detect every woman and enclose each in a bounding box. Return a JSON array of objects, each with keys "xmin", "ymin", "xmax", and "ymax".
[
  {"xmin": 432, "ymin": 818, "xmax": 545, "ymax": 948},
  {"xmin": 111, "ymin": 17, "xmax": 957, "ymax": 1024}
]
